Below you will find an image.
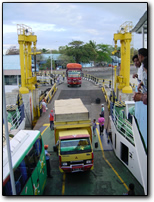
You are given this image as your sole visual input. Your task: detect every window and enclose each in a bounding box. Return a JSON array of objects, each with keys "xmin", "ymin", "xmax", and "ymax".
[
  {"xmin": 3, "ymin": 136, "xmax": 43, "ymax": 195},
  {"xmin": 60, "ymin": 138, "xmax": 91, "ymax": 155},
  {"xmin": 121, "ymin": 143, "xmax": 129, "ymax": 165},
  {"xmin": 34, "ymin": 136, "xmax": 42, "ymax": 159},
  {"xmin": 14, "ymin": 159, "xmax": 29, "ymax": 194},
  {"xmin": 68, "ymin": 71, "xmax": 81, "ymax": 78},
  {"xmin": 4, "ymin": 75, "xmax": 17, "ymax": 85},
  {"xmin": 26, "ymin": 136, "xmax": 42, "ymax": 173},
  {"xmin": 3, "ymin": 159, "xmax": 29, "ymax": 195}
]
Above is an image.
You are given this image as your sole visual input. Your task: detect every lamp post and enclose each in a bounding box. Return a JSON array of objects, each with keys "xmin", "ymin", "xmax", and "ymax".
[
  {"xmin": 51, "ymin": 49, "xmax": 52, "ymax": 74},
  {"xmin": 3, "ymin": 77, "xmax": 16, "ymax": 195}
]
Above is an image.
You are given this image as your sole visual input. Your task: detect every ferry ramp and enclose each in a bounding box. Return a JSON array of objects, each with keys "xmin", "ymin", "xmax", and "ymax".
[{"xmin": 34, "ymin": 79, "xmax": 107, "ymax": 130}]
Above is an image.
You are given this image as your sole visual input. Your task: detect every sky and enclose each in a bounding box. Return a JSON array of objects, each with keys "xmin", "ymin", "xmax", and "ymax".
[{"xmin": 3, "ymin": 2, "xmax": 148, "ymax": 54}]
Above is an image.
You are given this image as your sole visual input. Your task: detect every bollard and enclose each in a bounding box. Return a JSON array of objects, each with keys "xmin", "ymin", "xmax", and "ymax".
[
  {"xmin": 95, "ymin": 142, "xmax": 98, "ymax": 148},
  {"xmin": 109, "ymin": 80, "xmax": 111, "ymax": 88}
]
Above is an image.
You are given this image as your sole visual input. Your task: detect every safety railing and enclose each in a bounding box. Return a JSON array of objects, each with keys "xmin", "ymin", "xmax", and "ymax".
[
  {"xmin": 7, "ymin": 107, "xmax": 23, "ymax": 130},
  {"xmin": 82, "ymin": 73, "xmax": 112, "ymax": 87},
  {"xmin": 37, "ymin": 83, "xmax": 57, "ymax": 119},
  {"xmin": 45, "ymin": 83, "xmax": 57, "ymax": 104},
  {"xmin": 112, "ymin": 109, "xmax": 134, "ymax": 146},
  {"xmin": 102, "ymin": 85, "xmax": 111, "ymax": 110}
]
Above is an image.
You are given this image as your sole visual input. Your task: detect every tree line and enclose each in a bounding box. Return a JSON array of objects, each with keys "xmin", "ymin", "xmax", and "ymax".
[{"xmin": 5, "ymin": 40, "xmax": 138, "ymax": 70}]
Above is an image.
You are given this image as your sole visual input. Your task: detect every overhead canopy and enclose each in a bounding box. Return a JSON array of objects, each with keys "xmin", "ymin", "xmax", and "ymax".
[{"xmin": 131, "ymin": 11, "xmax": 147, "ymax": 34}]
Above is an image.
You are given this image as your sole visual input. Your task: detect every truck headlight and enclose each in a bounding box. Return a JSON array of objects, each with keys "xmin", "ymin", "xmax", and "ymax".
[
  {"xmin": 62, "ymin": 162, "xmax": 67, "ymax": 166},
  {"xmin": 86, "ymin": 160, "xmax": 91, "ymax": 164}
]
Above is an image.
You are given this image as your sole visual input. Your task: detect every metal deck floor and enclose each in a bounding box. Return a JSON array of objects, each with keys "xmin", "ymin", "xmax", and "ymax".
[
  {"xmin": 41, "ymin": 125, "xmax": 144, "ymax": 196},
  {"xmin": 34, "ymin": 80, "xmax": 144, "ymax": 195}
]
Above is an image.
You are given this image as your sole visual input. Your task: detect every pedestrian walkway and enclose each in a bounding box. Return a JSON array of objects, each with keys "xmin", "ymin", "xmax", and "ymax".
[{"xmin": 96, "ymin": 123, "xmax": 113, "ymax": 151}]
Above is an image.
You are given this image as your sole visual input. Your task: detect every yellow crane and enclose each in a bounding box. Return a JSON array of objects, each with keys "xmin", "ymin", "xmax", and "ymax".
[
  {"xmin": 112, "ymin": 21, "xmax": 133, "ymax": 94},
  {"xmin": 17, "ymin": 24, "xmax": 41, "ymax": 94},
  {"xmin": 17, "ymin": 24, "xmax": 42, "ymax": 127}
]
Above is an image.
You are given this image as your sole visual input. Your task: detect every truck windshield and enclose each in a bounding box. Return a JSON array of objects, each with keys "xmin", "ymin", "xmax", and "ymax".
[
  {"xmin": 68, "ymin": 71, "xmax": 81, "ymax": 78},
  {"xmin": 60, "ymin": 138, "xmax": 91, "ymax": 155}
]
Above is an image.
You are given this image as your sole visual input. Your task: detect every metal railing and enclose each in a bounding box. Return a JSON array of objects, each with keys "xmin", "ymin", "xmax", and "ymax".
[
  {"xmin": 45, "ymin": 83, "xmax": 57, "ymax": 104},
  {"xmin": 7, "ymin": 107, "xmax": 23, "ymax": 130},
  {"xmin": 83, "ymin": 73, "xmax": 111, "ymax": 86},
  {"xmin": 112, "ymin": 109, "xmax": 134, "ymax": 146}
]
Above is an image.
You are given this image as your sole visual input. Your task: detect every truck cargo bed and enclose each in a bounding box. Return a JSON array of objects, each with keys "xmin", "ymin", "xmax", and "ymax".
[{"xmin": 54, "ymin": 99, "xmax": 89, "ymax": 122}]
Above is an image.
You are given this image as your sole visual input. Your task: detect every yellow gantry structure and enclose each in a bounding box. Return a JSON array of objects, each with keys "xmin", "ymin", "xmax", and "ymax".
[
  {"xmin": 113, "ymin": 21, "xmax": 133, "ymax": 94},
  {"xmin": 17, "ymin": 24, "xmax": 41, "ymax": 94},
  {"xmin": 17, "ymin": 24, "xmax": 42, "ymax": 127}
]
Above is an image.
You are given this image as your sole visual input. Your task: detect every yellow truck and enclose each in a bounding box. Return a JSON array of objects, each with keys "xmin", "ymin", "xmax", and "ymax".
[{"xmin": 53, "ymin": 98, "xmax": 94, "ymax": 173}]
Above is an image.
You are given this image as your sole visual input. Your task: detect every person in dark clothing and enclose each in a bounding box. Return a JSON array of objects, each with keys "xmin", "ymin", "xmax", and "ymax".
[
  {"xmin": 44, "ymin": 145, "xmax": 52, "ymax": 178},
  {"xmin": 123, "ymin": 183, "xmax": 135, "ymax": 195},
  {"xmin": 49, "ymin": 110, "xmax": 54, "ymax": 130},
  {"xmin": 128, "ymin": 183, "xmax": 135, "ymax": 195}
]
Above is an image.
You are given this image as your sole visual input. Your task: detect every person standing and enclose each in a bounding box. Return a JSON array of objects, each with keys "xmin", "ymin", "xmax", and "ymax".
[
  {"xmin": 49, "ymin": 110, "xmax": 54, "ymax": 130},
  {"xmin": 101, "ymin": 104, "xmax": 105, "ymax": 117},
  {"xmin": 133, "ymin": 57, "xmax": 147, "ymax": 105},
  {"xmin": 62, "ymin": 72, "xmax": 65, "ymax": 82},
  {"xmin": 138, "ymin": 48, "xmax": 147, "ymax": 64},
  {"xmin": 98, "ymin": 114, "xmax": 105, "ymax": 136},
  {"xmin": 123, "ymin": 183, "xmax": 135, "ymax": 195},
  {"xmin": 42, "ymin": 99, "xmax": 47, "ymax": 113},
  {"xmin": 44, "ymin": 145, "xmax": 52, "ymax": 178},
  {"xmin": 137, "ymin": 48, "xmax": 147, "ymax": 85},
  {"xmin": 57, "ymin": 75, "xmax": 60, "ymax": 84},
  {"xmin": 92, "ymin": 119, "xmax": 97, "ymax": 137},
  {"xmin": 132, "ymin": 55, "xmax": 142, "ymax": 84}
]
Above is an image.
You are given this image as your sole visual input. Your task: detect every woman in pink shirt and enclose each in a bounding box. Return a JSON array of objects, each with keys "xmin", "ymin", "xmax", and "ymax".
[{"xmin": 98, "ymin": 114, "xmax": 105, "ymax": 136}]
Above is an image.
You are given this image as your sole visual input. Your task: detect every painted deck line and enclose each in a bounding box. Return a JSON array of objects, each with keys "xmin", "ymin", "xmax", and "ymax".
[
  {"xmin": 41, "ymin": 123, "xmax": 128, "ymax": 194},
  {"xmin": 62, "ymin": 173, "xmax": 66, "ymax": 195},
  {"xmin": 41, "ymin": 124, "xmax": 50, "ymax": 136},
  {"xmin": 96, "ymin": 127, "xmax": 129, "ymax": 191},
  {"xmin": 41, "ymin": 124, "xmax": 66, "ymax": 195}
]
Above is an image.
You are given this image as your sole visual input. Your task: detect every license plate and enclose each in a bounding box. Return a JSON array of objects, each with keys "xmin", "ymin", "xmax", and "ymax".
[{"xmin": 73, "ymin": 168, "xmax": 81, "ymax": 172}]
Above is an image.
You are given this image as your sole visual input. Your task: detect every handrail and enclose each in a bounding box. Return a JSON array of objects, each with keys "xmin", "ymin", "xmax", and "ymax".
[
  {"xmin": 45, "ymin": 83, "xmax": 57, "ymax": 104},
  {"xmin": 7, "ymin": 108, "xmax": 22, "ymax": 130},
  {"xmin": 112, "ymin": 109, "xmax": 134, "ymax": 145}
]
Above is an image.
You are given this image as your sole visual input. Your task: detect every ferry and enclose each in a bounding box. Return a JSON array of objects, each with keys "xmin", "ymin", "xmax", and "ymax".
[{"xmin": 3, "ymin": 11, "xmax": 147, "ymax": 196}]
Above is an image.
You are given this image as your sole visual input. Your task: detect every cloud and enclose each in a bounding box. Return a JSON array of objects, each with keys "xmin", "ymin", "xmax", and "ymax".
[
  {"xmin": 85, "ymin": 29, "xmax": 99, "ymax": 36},
  {"xmin": 3, "ymin": 2, "xmax": 147, "ymax": 51},
  {"xmin": 16, "ymin": 22, "xmax": 66, "ymax": 33},
  {"xmin": 3, "ymin": 24, "xmax": 17, "ymax": 34}
]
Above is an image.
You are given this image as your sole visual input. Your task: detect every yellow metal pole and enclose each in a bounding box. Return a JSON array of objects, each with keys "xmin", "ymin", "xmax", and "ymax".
[
  {"xmin": 114, "ymin": 66, "xmax": 117, "ymax": 93},
  {"xmin": 124, "ymin": 39, "xmax": 131, "ymax": 87},
  {"xmin": 24, "ymin": 43, "xmax": 28, "ymax": 85},
  {"xmin": 113, "ymin": 32, "xmax": 132, "ymax": 93},
  {"xmin": 19, "ymin": 41, "xmax": 25, "ymax": 87},
  {"xmin": 120, "ymin": 40, "xmax": 124, "ymax": 77},
  {"xmin": 121, "ymin": 33, "xmax": 132, "ymax": 93},
  {"xmin": 28, "ymin": 42, "xmax": 32, "ymax": 78},
  {"xmin": 19, "ymin": 41, "xmax": 29, "ymax": 94}
]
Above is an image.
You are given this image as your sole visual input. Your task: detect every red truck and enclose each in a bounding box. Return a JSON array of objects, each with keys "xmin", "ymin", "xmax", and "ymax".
[{"xmin": 66, "ymin": 63, "xmax": 82, "ymax": 87}]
